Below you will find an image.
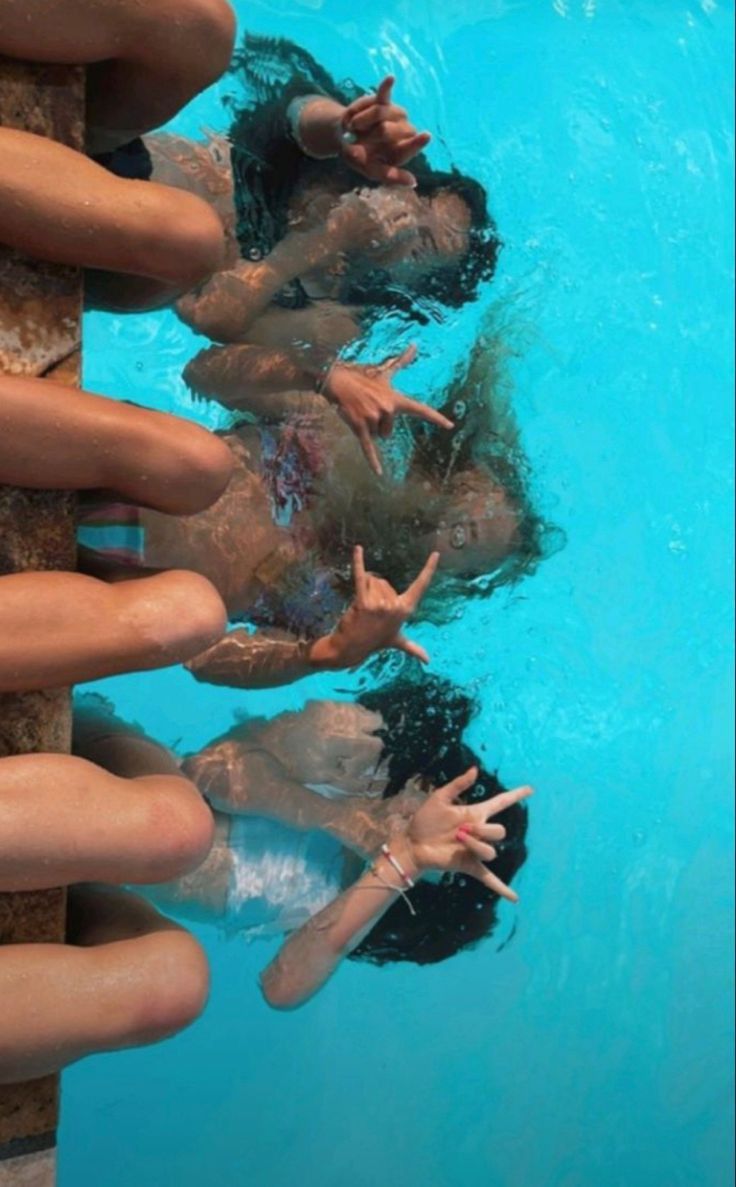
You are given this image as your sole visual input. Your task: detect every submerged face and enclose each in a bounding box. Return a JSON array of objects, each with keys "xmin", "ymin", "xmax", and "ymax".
[
  {"xmin": 350, "ymin": 187, "xmax": 472, "ymax": 282},
  {"xmin": 429, "ymin": 473, "xmax": 521, "ymax": 577}
]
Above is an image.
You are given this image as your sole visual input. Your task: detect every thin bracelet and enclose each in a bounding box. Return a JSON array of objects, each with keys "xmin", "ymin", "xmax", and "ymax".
[
  {"xmin": 370, "ymin": 863, "xmax": 418, "ymax": 917},
  {"xmin": 314, "ymin": 353, "xmax": 343, "ymax": 397},
  {"xmin": 380, "ymin": 842, "xmax": 416, "ymax": 889}
]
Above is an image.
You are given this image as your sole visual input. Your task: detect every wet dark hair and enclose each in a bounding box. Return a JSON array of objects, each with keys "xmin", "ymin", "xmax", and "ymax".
[
  {"xmin": 311, "ymin": 323, "xmax": 561, "ymax": 624},
  {"xmin": 226, "ymin": 33, "xmax": 500, "ymax": 318},
  {"xmin": 349, "ymin": 675, "xmax": 528, "ymax": 966}
]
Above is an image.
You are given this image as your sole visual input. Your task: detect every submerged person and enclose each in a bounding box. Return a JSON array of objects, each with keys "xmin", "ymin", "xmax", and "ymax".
[
  {"xmin": 126, "ymin": 34, "xmax": 500, "ymax": 471},
  {"xmin": 0, "ymin": 12, "xmax": 439, "ymax": 465},
  {"xmin": 79, "ymin": 332, "xmax": 550, "ymax": 689},
  {"xmin": 72, "ymin": 677, "xmax": 533, "ymax": 1010}
]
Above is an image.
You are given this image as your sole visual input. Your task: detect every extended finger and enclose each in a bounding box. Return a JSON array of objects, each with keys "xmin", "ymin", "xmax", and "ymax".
[
  {"xmin": 484, "ymin": 785, "xmax": 534, "ymax": 819},
  {"xmin": 392, "ymin": 132, "xmax": 432, "ymax": 163},
  {"xmin": 437, "ymin": 766, "xmax": 479, "ymax": 803},
  {"xmin": 392, "ymin": 634, "xmax": 430, "ymax": 664},
  {"xmin": 378, "ymin": 343, "xmax": 418, "ymax": 376},
  {"xmin": 478, "ymin": 866, "xmax": 519, "ymax": 903},
  {"xmin": 459, "ymin": 833, "xmax": 497, "ymax": 863},
  {"xmin": 352, "ymin": 544, "xmax": 367, "ymax": 595},
  {"xmin": 357, "ymin": 426, "xmax": 383, "ymax": 476},
  {"xmin": 376, "ymin": 75, "xmax": 395, "ymax": 105},
  {"xmin": 402, "ymin": 551, "xmax": 439, "ymax": 607},
  {"xmin": 395, "ymin": 395, "xmax": 454, "ymax": 430}
]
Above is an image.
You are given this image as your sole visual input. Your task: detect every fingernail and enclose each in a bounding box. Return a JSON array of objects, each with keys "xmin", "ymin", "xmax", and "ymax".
[{"xmin": 456, "ymin": 826, "xmax": 470, "ymax": 841}]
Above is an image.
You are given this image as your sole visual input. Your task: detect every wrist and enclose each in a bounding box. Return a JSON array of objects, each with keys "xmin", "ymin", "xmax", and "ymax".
[
  {"xmin": 308, "ymin": 634, "xmax": 343, "ymax": 671},
  {"xmin": 384, "ymin": 835, "xmax": 422, "ymax": 884},
  {"xmin": 288, "ymin": 95, "xmax": 345, "ymax": 160}
]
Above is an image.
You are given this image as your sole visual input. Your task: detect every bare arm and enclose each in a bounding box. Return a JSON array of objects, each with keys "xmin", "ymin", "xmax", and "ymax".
[
  {"xmin": 185, "ymin": 549, "xmax": 440, "ymax": 690},
  {"xmin": 184, "ymin": 343, "xmax": 330, "ymax": 414},
  {"xmin": 261, "ymin": 772, "xmax": 533, "ymax": 1010},
  {"xmin": 184, "ymin": 744, "xmax": 359, "ymax": 838},
  {"xmin": 175, "ymin": 225, "xmax": 341, "ymax": 343},
  {"xmin": 185, "ymin": 628, "xmax": 328, "ymax": 690},
  {"xmin": 261, "ymin": 839, "xmax": 416, "ymax": 1009},
  {"xmin": 184, "ymin": 735, "xmax": 410, "ymax": 855}
]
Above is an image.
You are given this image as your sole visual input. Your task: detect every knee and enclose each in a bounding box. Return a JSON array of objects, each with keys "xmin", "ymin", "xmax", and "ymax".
[
  {"xmin": 177, "ymin": 0, "xmax": 237, "ymax": 85},
  {"xmin": 143, "ymin": 778, "xmax": 216, "ymax": 881},
  {"xmin": 162, "ymin": 423, "xmax": 234, "ymax": 515},
  {"xmin": 133, "ymin": 931, "xmax": 211, "ymax": 1042},
  {"xmin": 120, "ymin": 570, "xmax": 226, "ymax": 663},
  {"xmin": 132, "ymin": 0, "xmax": 236, "ymax": 87},
  {"xmin": 164, "ymin": 571, "xmax": 227, "ymax": 656},
  {"xmin": 141, "ymin": 191, "xmax": 226, "ymax": 291}
]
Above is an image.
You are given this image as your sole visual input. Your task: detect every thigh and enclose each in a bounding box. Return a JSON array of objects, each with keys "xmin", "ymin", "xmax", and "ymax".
[
  {"xmin": 0, "ymin": 750, "xmax": 213, "ymax": 889},
  {"xmin": 0, "ymin": 0, "xmax": 233, "ymax": 64},
  {"xmin": 0, "ymin": 128, "xmax": 223, "ymax": 284},
  {"xmin": 0, "ymin": 373, "xmax": 233, "ymax": 513},
  {"xmin": 0, "ymin": 0, "xmax": 153, "ymax": 62},
  {"xmin": 0, "ymin": 568, "xmax": 226, "ymax": 692}
]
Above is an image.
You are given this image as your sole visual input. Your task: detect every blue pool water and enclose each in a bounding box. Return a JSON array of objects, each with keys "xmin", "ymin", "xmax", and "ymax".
[{"xmin": 60, "ymin": 3, "xmax": 734, "ymax": 1185}]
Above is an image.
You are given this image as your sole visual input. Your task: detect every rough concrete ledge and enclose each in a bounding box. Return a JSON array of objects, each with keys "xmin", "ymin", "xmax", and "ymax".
[{"xmin": 0, "ymin": 56, "xmax": 84, "ymax": 1184}]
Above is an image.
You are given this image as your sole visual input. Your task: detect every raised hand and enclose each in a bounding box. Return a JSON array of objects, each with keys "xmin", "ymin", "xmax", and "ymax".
[
  {"xmin": 405, "ymin": 767, "xmax": 534, "ymax": 902},
  {"xmin": 340, "ymin": 76, "xmax": 431, "ymax": 187},
  {"xmin": 322, "ymin": 346, "xmax": 453, "ymax": 475},
  {"xmin": 310, "ymin": 546, "xmax": 439, "ymax": 671}
]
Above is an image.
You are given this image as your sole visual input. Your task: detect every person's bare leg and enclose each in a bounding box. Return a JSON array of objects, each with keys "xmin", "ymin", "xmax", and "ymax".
[
  {"xmin": 0, "ymin": 374, "xmax": 233, "ymax": 515},
  {"xmin": 0, "ymin": 129, "xmax": 225, "ymax": 301},
  {"xmin": 0, "ymin": 752, "xmax": 213, "ymax": 891},
  {"xmin": 0, "ymin": 887, "xmax": 209, "ymax": 1085},
  {"xmin": 70, "ymin": 699, "xmax": 234, "ymax": 920},
  {"xmin": 0, "ymin": 568, "xmax": 226, "ymax": 693},
  {"xmin": 0, "ymin": 0, "xmax": 236, "ymax": 153}
]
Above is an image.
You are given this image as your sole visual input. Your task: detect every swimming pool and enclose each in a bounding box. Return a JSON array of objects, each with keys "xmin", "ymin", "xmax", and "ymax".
[{"xmin": 60, "ymin": 2, "xmax": 734, "ymax": 1184}]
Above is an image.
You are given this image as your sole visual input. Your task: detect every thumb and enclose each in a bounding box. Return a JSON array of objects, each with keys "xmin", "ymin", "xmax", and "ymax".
[
  {"xmin": 392, "ymin": 634, "xmax": 430, "ymax": 664},
  {"xmin": 379, "ymin": 343, "xmax": 418, "ymax": 376},
  {"xmin": 376, "ymin": 75, "xmax": 395, "ymax": 105}
]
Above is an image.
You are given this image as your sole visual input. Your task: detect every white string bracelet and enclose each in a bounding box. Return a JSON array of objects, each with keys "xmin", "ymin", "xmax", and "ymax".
[
  {"xmin": 370, "ymin": 862, "xmax": 417, "ymax": 917},
  {"xmin": 380, "ymin": 842, "xmax": 415, "ymax": 889}
]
